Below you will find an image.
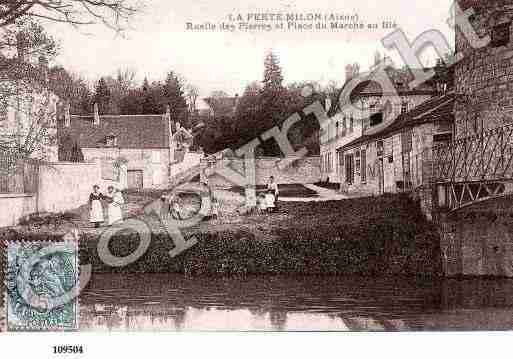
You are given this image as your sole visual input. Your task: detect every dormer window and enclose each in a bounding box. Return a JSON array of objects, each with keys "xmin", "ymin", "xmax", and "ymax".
[
  {"xmin": 106, "ymin": 134, "xmax": 117, "ymax": 147},
  {"xmin": 401, "ymin": 102, "xmax": 409, "ymax": 114},
  {"xmin": 370, "ymin": 112, "xmax": 383, "ymax": 127},
  {"xmin": 492, "ymin": 22, "xmax": 511, "ymax": 48}
]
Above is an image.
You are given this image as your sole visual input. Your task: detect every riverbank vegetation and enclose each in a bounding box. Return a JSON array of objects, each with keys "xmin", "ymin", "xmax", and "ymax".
[{"xmin": 76, "ymin": 194, "xmax": 441, "ymax": 276}]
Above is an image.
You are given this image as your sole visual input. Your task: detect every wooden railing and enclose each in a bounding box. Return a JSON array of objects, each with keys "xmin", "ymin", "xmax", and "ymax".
[{"xmin": 432, "ymin": 124, "xmax": 513, "ymax": 184}]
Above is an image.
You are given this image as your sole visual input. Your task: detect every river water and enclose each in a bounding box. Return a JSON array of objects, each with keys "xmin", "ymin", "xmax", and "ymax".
[{"xmin": 79, "ymin": 274, "xmax": 513, "ymax": 331}]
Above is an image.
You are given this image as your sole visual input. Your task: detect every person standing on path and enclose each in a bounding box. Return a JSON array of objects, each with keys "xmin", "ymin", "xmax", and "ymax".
[
  {"xmin": 88, "ymin": 185, "xmax": 104, "ymax": 228},
  {"xmin": 106, "ymin": 186, "xmax": 125, "ymax": 225},
  {"xmin": 267, "ymin": 176, "xmax": 279, "ymax": 212}
]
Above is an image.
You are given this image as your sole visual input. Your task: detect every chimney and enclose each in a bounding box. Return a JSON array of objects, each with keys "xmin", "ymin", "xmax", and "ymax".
[
  {"xmin": 93, "ymin": 103, "xmax": 100, "ymax": 125},
  {"xmin": 65, "ymin": 102, "xmax": 71, "ymax": 127}
]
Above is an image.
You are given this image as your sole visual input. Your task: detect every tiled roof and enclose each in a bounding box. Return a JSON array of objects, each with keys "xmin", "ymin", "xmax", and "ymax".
[
  {"xmin": 329, "ymin": 65, "xmax": 453, "ymax": 116},
  {"xmin": 58, "ymin": 114, "xmax": 170, "ymax": 149},
  {"xmin": 340, "ymin": 92, "xmax": 455, "ymax": 151}
]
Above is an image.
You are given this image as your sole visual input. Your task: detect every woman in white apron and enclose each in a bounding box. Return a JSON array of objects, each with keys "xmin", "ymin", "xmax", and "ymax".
[
  {"xmin": 266, "ymin": 176, "xmax": 279, "ymax": 212},
  {"xmin": 106, "ymin": 186, "xmax": 124, "ymax": 225},
  {"xmin": 89, "ymin": 185, "xmax": 104, "ymax": 228}
]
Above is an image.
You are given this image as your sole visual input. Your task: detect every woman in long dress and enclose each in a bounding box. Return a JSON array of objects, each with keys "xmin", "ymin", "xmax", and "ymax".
[
  {"xmin": 106, "ymin": 186, "xmax": 124, "ymax": 225},
  {"xmin": 266, "ymin": 176, "xmax": 279, "ymax": 212},
  {"xmin": 89, "ymin": 185, "xmax": 104, "ymax": 228}
]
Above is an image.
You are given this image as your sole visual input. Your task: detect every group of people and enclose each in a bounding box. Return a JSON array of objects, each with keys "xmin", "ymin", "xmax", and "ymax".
[
  {"xmin": 89, "ymin": 185, "xmax": 125, "ymax": 228},
  {"xmin": 257, "ymin": 176, "xmax": 280, "ymax": 214},
  {"xmin": 159, "ymin": 193, "xmax": 185, "ymax": 220}
]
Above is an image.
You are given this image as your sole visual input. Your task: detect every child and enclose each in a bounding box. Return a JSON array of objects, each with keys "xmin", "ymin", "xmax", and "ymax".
[
  {"xmin": 211, "ymin": 197, "xmax": 220, "ymax": 220},
  {"xmin": 257, "ymin": 193, "xmax": 267, "ymax": 215},
  {"xmin": 160, "ymin": 195, "xmax": 171, "ymax": 220},
  {"xmin": 265, "ymin": 189, "xmax": 276, "ymax": 213},
  {"xmin": 89, "ymin": 185, "xmax": 104, "ymax": 228},
  {"xmin": 171, "ymin": 195, "xmax": 182, "ymax": 220}
]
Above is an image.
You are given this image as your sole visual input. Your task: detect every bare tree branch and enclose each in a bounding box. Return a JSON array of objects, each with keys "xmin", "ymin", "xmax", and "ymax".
[{"xmin": 0, "ymin": 1, "xmax": 142, "ymax": 33}]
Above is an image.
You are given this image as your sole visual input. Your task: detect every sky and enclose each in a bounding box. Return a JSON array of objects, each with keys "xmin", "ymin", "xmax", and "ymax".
[{"xmin": 43, "ymin": 0, "xmax": 454, "ymax": 104}]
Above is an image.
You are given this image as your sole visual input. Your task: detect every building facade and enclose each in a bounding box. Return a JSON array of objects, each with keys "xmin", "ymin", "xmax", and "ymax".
[
  {"xmin": 320, "ymin": 62, "xmax": 445, "ymax": 184},
  {"xmin": 339, "ymin": 92, "xmax": 454, "ymax": 196},
  {"xmin": 58, "ymin": 105, "xmax": 195, "ymax": 189}
]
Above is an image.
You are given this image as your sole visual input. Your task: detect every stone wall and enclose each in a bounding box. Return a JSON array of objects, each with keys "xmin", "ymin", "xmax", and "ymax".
[
  {"xmin": 82, "ymin": 148, "xmax": 170, "ymax": 188},
  {"xmin": 203, "ymin": 156, "xmax": 321, "ymax": 188},
  {"xmin": 38, "ymin": 161, "xmax": 125, "ymax": 214},
  {"xmin": 455, "ymin": 0, "xmax": 513, "ymax": 138},
  {"xmin": 0, "ymin": 194, "xmax": 36, "ymax": 227},
  {"xmin": 440, "ymin": 207, "xmax": 513, "ymax": 277}
]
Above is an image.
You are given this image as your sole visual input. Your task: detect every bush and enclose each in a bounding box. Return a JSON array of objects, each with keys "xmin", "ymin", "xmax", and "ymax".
[{"xmin": 77, "ymin": 195, "xmax": 441, "ymax": 276}]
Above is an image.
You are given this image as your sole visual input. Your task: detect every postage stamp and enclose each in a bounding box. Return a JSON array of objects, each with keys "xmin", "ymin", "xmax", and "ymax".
[{"xmin": 4, "ymin": 241, "xmax": 79, "ymax": 331}]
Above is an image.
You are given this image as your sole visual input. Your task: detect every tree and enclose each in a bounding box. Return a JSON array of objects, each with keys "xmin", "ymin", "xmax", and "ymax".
[
  {"xmin": 262, "ymin": 50, "xmax": 284, "ymax": 92},
  {"xmin": 0, "ymin": 19, "xmax": 61, "ymax": 164},
  {"xmin": 162, "ymin": 71, "xmax": 188, "ymax": 126},
  {"xmin": 0, "ymin": 1, "xmax": 141, "ymax": 33},
  {"xmin": 185, "ymin": 83, "xmax": 199, "ymax": 115},
  {"xmin": 94, "ymin": 77, "xmax": 111, "ymax": 114},
  {"xmin": 48, "ymin": 66, "xmax": 92, "ymax": 115},
  {"xmin": 141, "ymin": 77, "xmax": 161, "ymax": 114},
  {"xmin": 58, "ymin": 134, "xmax": 84, "ymax": 162},
  {"xmin": 204, "ymin": 90, "xmax": 233, "ymax": 118},
  {"xmin": 0, "ymin": 19, "xmax": 58, "ymax": 61},
  {"xmin": 0, "ymin": 79, "xmax": 59, "ymax": 161}
]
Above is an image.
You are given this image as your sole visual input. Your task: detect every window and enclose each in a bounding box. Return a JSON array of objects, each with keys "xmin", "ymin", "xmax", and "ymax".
[
  {"xmin": 349, "ymin": 115, "xmax": 354, "ymax": 133},
  {"xmin": 377, "ymin": 140, "xmax": 384, "ymax": 157},
  {"xmin": 361, "ymin": 148, "xmax": 367, "ymax": 183},
  {"xmin": 342, "ymin": 117, "xmax": 347, "ymax": 136},
  {"xmin": 401, "ymin": 102, "xmax": 409, "ymax": 114},
  {"xmin": 355, "ymin": 150, "xmax": 361, "ymax": 175},
  {"xmin": 492, "ymin": 22, "xmax": 511, "ymax": 48},
  {"xmin": 336, "ymin": 121, "xmax": 339, "ymax": 136},
  {"xmin": 151, "ymin": 151, "xmax": 161, "ymax": 164},
  {"xmin": 345, "ymin": 154, "xmax": 354, "ymax": 184},
  {"xmin": 105, "ymin": 135, "xmax": 117, "ymax": 147},
  {"xmin": 370, "ymin": 112, "xmax": 383, "ymax": 127}
]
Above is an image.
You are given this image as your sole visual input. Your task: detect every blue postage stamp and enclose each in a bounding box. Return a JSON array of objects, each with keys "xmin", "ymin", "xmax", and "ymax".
[{"xmin": 4, "ymin": 241, "xmax": 79, "ymax": 331}]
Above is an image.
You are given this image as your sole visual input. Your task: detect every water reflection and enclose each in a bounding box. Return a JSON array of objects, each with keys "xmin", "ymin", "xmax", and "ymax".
[{"xmin": 79, "ymin": 274, "xmax": 513, "ymax": 331}]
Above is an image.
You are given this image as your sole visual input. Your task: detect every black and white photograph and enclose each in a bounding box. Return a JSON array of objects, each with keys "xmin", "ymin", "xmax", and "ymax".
[{"xmin": 0, "ymin": 0, "xmax": 512, "ymax": 357}]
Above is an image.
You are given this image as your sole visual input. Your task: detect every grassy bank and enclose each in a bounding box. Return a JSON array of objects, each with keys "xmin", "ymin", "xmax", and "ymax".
[{"xmin": 74, "ymin": 194, "xmax": 442, "ymax": 276}]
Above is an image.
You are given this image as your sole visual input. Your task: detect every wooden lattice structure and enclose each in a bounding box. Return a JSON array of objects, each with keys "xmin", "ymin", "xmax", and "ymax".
[{"xmin": 432, "ymin": 124, "xmax": 513, "ymax": 210}]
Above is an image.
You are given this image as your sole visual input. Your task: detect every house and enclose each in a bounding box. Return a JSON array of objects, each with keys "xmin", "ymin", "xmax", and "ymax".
[
  {"xmin": 320, "ymin": 60, "xmax": 451, "ymax": 184},
  {"xmin": 338, "ymin": 91, "xmax": 455, "ymax": 196},
  {"xmin": 58, "ymin": 104, "xmax": 195, "ymax": 189}
]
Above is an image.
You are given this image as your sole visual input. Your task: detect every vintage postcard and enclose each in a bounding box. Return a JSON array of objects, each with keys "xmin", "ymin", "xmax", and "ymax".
[{"xmin": 0, "ymin": 0, "xmax": 512, "ymax": 356}]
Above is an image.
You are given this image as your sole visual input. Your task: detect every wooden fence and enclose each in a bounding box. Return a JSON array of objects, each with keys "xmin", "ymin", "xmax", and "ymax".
[{"xmin": 0, "ymin": 151, "xmax": 40, "ymax": 194}]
